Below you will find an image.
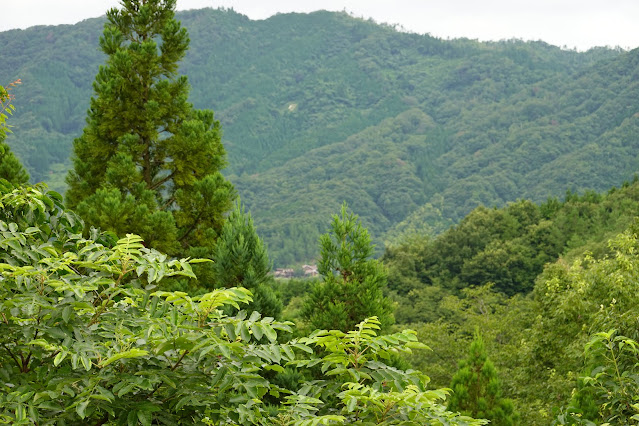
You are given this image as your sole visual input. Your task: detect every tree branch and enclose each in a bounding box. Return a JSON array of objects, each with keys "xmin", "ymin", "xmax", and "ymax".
[
  {"xmin": 171, "ymin": 349, "xmax": 189, "ymax": 371},
  {"xmin": 177, "ymin": 211, "xmax": 203, "ymax": 244},
  {"xmin": 161, "ymin": 195, "xmax": 176, "ymax": 211},
  {"xmin": 150, "ymin": 171, "xmax": 175, "ymax": 191},
  {"xmin": 2, "ymin": 343, "xmax": 22, "ymax": 371}
]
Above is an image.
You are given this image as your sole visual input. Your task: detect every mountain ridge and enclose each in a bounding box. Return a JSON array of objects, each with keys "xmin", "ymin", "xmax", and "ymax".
[{"xmin": 2, "ymin": 8, "xmax": 636, "ymax": 265}]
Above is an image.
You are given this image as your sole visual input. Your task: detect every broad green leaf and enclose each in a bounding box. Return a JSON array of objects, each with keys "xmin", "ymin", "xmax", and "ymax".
[
  {"xmin": 346, "ymin": 396, "xmax": 357, "ymax": 412},
  {"xmin": 100, "ymin": 349, "xmax": 148, "ymax": 367},
  {"xmin": 210, "ymin": 366, "xmax": 228, "ymax": 388},
  {"xmin": 137, "ymin": 410, "xmax": 152, "ymax": 426},
  {"xmin": 252, "ymin": 324, "xmax": 264, "ymax": 341},
  {"xmin": 37, "ymin": 401, "xmax": 61, "ymax": 411},
  {"xmin": 265, "ymin": 364, "xmax": 285, "ymax": 373},
  {"xmin": 263, "ymin": 325, "xmax": 277, "ymax": 343},
  {"xmin": 53, "ymin": 351, "xmax": 68, "ymax": 366},
  {"xmin": 218, "ymin": 343, "xmax": 231, "ymax": 358},
  {"xmin": 127, "ymin": 410, "xmax": 138, "ymax": 426},
  {"xmin": 61, "ymin": 305, "xmax": 72, "ymax": 323},
  {"xmin": 80, "ymin": 354, "xmax": 92, "ymax": 371},
  {"xmin": 76, "ymin": 400, "xmax": 89, "ymax": 419},
  {"xmin": 116, "ymin": 383, "xmax": 136, "ymax": 398}
]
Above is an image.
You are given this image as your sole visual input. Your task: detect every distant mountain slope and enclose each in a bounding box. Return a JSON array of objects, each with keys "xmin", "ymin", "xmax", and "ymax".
[
  {"xmin": 235, "ymin": 109, "xmax": 436, "ymax": 263},
  {"xmin": 1, "ymin": 8, "xmax": 636, "ymax": 265}
]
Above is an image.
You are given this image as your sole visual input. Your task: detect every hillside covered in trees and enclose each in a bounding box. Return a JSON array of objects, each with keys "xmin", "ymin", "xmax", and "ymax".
[
  {"xmin": 0, "ymin": 2, "xmax": 482, "ymax": 423},
  {"xmin": 5, "ymin": 1, "xmax": 639, "ymax": 424},
  {"xmin": 3, "ymin": 8, "xmax": 639, "ymax": 265},
  {"xmin": 376, "ymin": 177, "xmax": 639, "ymax": 424}
]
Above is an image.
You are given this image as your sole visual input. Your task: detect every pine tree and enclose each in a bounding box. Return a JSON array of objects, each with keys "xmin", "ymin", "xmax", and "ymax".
[
  {"xmin": 66, "ymin": 0, "xmax": 234, "ymax": 261},
  {"xmin": 448, "ymin": 332, "xmax": 519, "ymax": 425},
  {"xmin": 0, "ymin": 80, "xmax": 29, "ymax": 186},
  {"xmin": 301, "ymin": 202, "xmax": 394, "ymax": 331},
  {"xmin": 0, "ymin": 133, "xmax": 29, "ymax": 186},
  {"xmin": 213, "ymin": 200, "xmax": 282, "ymax": 318}
]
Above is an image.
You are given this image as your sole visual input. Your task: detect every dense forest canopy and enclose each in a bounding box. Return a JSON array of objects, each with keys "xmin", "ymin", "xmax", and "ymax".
[
  {"xmin": 379, "ymin": 177, "xmax": 639, "ymax": 424},
  {"xmin": 2, "ymin": 8, "xmax": 638, "ymax": 266},
  {"xmin": 5, "ymin": 2, "xmax": 639, "ymax": 425},
  {"xmin": 0, "ymin": 2, "xmax": 484, "ymax": 423}
]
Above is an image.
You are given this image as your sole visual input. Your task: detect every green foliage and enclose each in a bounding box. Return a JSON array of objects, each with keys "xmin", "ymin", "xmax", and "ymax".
[
  {"xmin": 0, "ymin": 183, "xmax": 269, "ymax": 424},
  {"xmin": 0, "ymin": 81, "xmax": 29, "ymax": 186},
  {"xmin": 213, "ymin": 200, "xmax": 282, "ymax": 317},
  {"xmin": 400, "ymin": 285, "xmax": 545, "ymax": 423},
  {"xmin": 526, "ymin": 224, "xmax": 639, "ymax": 425},
  {"xmin": 385, "ymin": 182, "xmax": 639, "ymax": 300},
  {"xmin": 65, "ymin": 0, "xmax": 234, "ymax": 261},
  {"xmin": 213, "ymin": 200, "xmax": 270, "ymax": 288},
  {"xmin": 289, "ymin": 317, "xmax": 487, "ymax": 425},
  {"xmin": 383, "ymin": 182, "xmax": 639, "ymax": 424},
  {"xmin": 448, "ymin": 333, "xmax": 519, "ymax": 425},
  {"xmin": 556, "ymin": 330, "xmax": 639, "ymax": 425},
  {"xmin": 302, "ymin": 203, "xmax": 394, "ymax": 332},
  {"xmin": 273, "ymin": 278, "xmax": 318, "ymax": 326},
  {"xmin": 385, "ymin": 201, "xmax": 548, "ymax": 297},
  {"xmin": 0, "ymin": 183, "xmax": 479, "ymax": 425},
  {"xmin": 4, "ymin": 9, "xmax": 637, "ymax": 265}
]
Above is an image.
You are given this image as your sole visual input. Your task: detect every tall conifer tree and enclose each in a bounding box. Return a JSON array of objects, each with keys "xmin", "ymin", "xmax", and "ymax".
[
  {"xmin": 66, "ymin": 0, "xmax": 234, "ymax": 260},
  {"xmin": 213, "ymin": 200, "xmax": 282, "ymax": 318},
  {"xmin": 302, "ymin": 203, "xmax": 394, "ymax": 331}
]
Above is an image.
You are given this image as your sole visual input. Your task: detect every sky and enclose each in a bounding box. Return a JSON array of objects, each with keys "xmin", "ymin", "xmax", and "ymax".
[{"xmin": 3, "ymin": 0, "xmax": 639, "ymax": 51}]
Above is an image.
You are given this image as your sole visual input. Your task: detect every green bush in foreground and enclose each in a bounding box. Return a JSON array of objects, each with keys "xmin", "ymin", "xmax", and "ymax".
[{"xmin": 0, "ymin": 183, "xmax": 482, "ymax": 425}]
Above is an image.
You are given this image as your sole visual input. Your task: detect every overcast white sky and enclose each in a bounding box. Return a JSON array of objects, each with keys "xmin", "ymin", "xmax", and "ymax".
[{"xmin": 3, "ymin": 0, "xmax": 639, "ymax": 51}]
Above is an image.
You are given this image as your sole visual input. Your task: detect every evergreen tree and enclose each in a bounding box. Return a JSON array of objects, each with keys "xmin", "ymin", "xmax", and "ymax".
[
  {"xmin": 66, "ymin": 0, "xmax": 234, "ymax": 262},
  {"xmin": 302, "ymin": 202, "xmax": 394, "ymax": 331},
  {"xmin": 0, "ymin": 133, "xmax": 29, "ymax": 186},
  {"xmin": 0, "ymin": 80, "xmax": 29, "ymax": 186},
  {"xmin": 448, "ymin": 332, "xmax": 519, "ymax": 425},
  {"xmin": 213, "ymin": 200, "xmax": 282, "ymax": 318}
]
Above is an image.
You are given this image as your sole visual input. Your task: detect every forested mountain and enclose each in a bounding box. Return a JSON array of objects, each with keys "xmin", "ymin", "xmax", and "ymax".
[
  {"xmin": 378, "ymin": 178, "xmax": 639, "ymax": 424},
  {"xmin": 384, "ymin": 178, "xmax": 639, "ymax": 319},
  {"xmin": 6, "ymin": 4, "xmax": 639, "ymax": 424},
  {"xmin": 2, "ymin": 7, "xmax": 637, "ymax": 265}
]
